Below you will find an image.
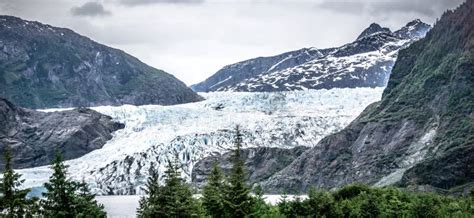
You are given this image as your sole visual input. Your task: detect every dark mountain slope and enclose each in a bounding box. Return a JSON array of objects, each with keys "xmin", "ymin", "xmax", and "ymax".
[
  {"xmin": 0, "ymin": 98, "xmax": 124, "ymax": 169},
  {"xmin": 261, "ymin": 0, "xmax": 473, "ymax": 193},
  {"xmin": 0, "ymin": 16, "xmax": 202, "ymax": 109},
  {"xmin": 191, "ymin": 146, "xmax": 308, "ymax": 188}
]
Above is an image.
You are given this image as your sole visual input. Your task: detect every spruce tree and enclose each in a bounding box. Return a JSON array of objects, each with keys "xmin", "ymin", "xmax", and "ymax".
[
  {"xmin": 251, "ymin": 185, "xmax": 269, "ymax": 217},
  {"xmin": 137, "ymin": 155, "xmax": 199, "ymax": 217},
  {"xmin": 161, "ymin": 155, "xmax": 197, "ymax": 217},
  {"xmin": 202, "ymin": 163, "xmax": 225, "ymax": 217},
  {"xmin": 137, "ymin": 163, "xmax": 165, "ymax": 217},
  {"xmin": 41, "ymin": 151, "xmax": 77, "ymax": 217},
  {"xmin": 223, "ymin": 125, "xmax": 254, "ymax": 217},
  {"xmin": 41, "ymin": 150, "xmax": 106, "ymax": 217},
  {"xmin": 0, "ymin": 148, "xmax": 33, "ymax": 217},
  {"xmin": 76, "ymin": 181, "xmax": 107, "ymax": 217}
]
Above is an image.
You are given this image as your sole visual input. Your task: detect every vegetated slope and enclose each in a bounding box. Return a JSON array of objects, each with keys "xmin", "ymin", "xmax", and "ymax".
[
  {"xmin": 17, "ymin": 88, "xmax": 384, "ymax": 194},
  {"xmin": 0, "ymin": 16, "xmax": 202, "ymax": 109},
  {"xmin": 192, "ymin": 20, "xmax": 430, "ymax": 92},
  {"xmin": 0, "ymin": 98, "xmax": 124, "ymax": 169},
  {"xmin": 261, "ymin": 0, "xmax": 474, "ymax": 193}
]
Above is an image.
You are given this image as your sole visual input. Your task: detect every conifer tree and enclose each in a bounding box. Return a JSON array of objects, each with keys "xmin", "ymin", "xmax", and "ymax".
[
  {"xmin": 0, "ymin": 148, "xmax": 33, "ymax": 217},
  {"xmin": 76, "ymin": 181, "xmax": 107, "ymax": 217},
  {"xmin": 252, "ymin": 184, "xmax": 269, "ymax": 217},
  {"xmin": 41, "ymin": 150, "xmax": 106, "ymax": 217},
  {"xmin": 277, "ymin": 192, "xmax": 292, "ymax": 217},
  {"xmin": 223, "ymin": 125, "xmax": 254, "ymax": 217},
  {"xmin": 161, "ymin": 155, "xmax": 198, "ymax": 217},
  {"xmin": 137, "ymin": 155, "xmax": 200, "ymax": 217},
  {"xmin": 41, "ymin": 151, "xmax": 78, "ymax": 217},
  {"xmin": 137, "ymin": 163, "xmax": 165, "ymax": 217},
  {"xmin": 202, "ymin": 163, "xmax": 225, "ymax": 217}
]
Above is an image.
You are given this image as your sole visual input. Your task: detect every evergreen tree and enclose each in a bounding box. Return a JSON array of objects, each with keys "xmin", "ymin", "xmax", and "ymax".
[
  {"xmin": 161, "ymin": 156, "xmax": 198, "ymax": 217},
  {"xmin": 277, "ymin": 192, "xmax": 292, "ymax": 217},
  {"xmin": 305, "ymin": 187, "xmax": 340, "ymax": 217},
  {"xmin": 76, "ymin": 181, "xmax": 107, "ymax": 217},
  {"xmin": 137, "ymin": 163, "xmax": 165, "ymax": 217},
  {"xmin": 251, "ymin": 185, "xmax": 269, "ymax": 217},
  {"xmin": 223, "ymin": 125, "xmax": 254, "ymax": 217},
  {"xmin": 41, "ymin": 151, "xmax": 78, "ymax": 217},
  {"xmin": 137, "ymin": 155, "xmax": 199, "ymax": 217},
  {"xmin": 0, "ymin": 148, "xmax": 33, "ymax": 217},
  {"xmin": 41, "ymin": 150, "xmax": 106, "ymax": 217},
  {"xmin": 202, "ymin": 163, "xmax": 225, "ymax": 217}
]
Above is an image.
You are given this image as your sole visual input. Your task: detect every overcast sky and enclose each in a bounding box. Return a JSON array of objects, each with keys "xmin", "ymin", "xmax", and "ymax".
[{"xmin": 0, "ymin": 0, "xmax": 463, "ymax": 85}]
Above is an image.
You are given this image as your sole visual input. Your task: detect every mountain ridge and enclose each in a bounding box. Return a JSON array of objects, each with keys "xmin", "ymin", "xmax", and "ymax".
[
  {"xmin": 0, "ymin": 15, "xmax": 203, "ymax": 109},
  {"xmin": 192, "ymin": 19, "xmax": 430, "ymax": 92}
]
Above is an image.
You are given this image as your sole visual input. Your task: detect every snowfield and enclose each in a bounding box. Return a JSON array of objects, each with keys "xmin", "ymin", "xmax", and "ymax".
[{"xmin": 19, "ymin": 88, "xmax": 384, "ymax": 195}]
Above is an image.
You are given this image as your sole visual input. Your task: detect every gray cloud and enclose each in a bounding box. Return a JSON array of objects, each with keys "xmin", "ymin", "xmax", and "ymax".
[
  {"xmin": 71, "ymin": 2, "xmax": 111, "ymax": 17},
  {"xmin": 318, "ymin": 0, "xmax": 463, "ymax": 17},
  {"xmin": 118, "ymin": 0, "xmax": 204, "ymax": 6}
]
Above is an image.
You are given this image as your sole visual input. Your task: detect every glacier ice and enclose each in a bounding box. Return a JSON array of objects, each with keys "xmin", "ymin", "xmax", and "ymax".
[{"xmin": 20, "ymin": 88, "xmax": 384, "ymax": 195}]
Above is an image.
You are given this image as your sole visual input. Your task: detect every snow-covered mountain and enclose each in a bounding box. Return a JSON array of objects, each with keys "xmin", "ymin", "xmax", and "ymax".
[
  {"xmin": 19, "ymin": 88, "xmax": 383, "ymax": 195},
  {"xmin": 191, "ymin": 20, "xmax": 430, "ymax": 92}
]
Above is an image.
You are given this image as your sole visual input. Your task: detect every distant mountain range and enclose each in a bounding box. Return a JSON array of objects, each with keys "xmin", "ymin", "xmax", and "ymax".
[
  {"xmin": 192, "ymin": 20, "xmax": 430, "ymax": 92},
  {"xmin": 0, "ymin": 16, "xmax": 202, "ymax": 109}
]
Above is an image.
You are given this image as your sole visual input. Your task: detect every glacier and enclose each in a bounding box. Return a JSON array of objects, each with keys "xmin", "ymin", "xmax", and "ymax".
[{"xmin": 19, "ymin": 88, "xmax": 384, "ymax": 195}]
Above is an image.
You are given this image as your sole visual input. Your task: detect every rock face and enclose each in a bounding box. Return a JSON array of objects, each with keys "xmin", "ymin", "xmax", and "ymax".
[
  {"xmin": 0, "ymin": 16, "xmax": 202, "ymax": 109},
  {"xmin": 0, "ymin": 97, "xmax": 124, "ymax": 169},
  {"xmin": 192, "ymin": 20, "xmax": 430, "ymax": 92},
  {"xmin": 261, "ymin": 1, "xmax": 474, "ymax": 193},
  {"xmin": 356, "ymin": 23, "xmax": 391, "ymax": 40},
  {"xmin": 191, "ymin": 147, "xmax": 308, "ymax": 188}
]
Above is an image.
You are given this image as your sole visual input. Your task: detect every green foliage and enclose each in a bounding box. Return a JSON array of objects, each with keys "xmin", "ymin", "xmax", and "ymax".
[
  {"xmin": 333, "ymin": 183, "xmax": 371, "ymax": 201},
  {"xmin": 305, "ymin": 187, "xmax": 341, "ymax": 217},
  {"xmin": 0, "ymin": 148, "xmax": 37, "ymax": 217},
  {"xmin": 251, "ymin": 185, "xmax": 272, "ymax": 217},
  {"xmin": 222, "ymin": 125, "xmax": 254, "ymax": 217},
  {"xmin": 137, "ymin": 156, "xmax": 201, "ymax": 218},
  {"xmin": 137, "ymin": 163, "xmax": 163, "ymax": 217},
  {"xmin": 41, "ymin": 151, "xmax": 106, "ymax": 217},
  {"xmin": 202, "ymin": 163, "xmax": 226, "ymax": 217},
  {"xmin": 273, "ymin": 186, "xmax": 474, "ymax": 218}
]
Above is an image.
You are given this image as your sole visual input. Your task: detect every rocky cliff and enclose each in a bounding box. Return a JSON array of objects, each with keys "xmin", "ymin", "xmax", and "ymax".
[
  {"xmin": 0, "ymin": 16, "xmax": 202, "ymax": 109},
  {"xmin": 191, "ymin": 147, "xmax": 308, "ymax": 188},
  {"xmin": 260, "ymin": 0, "xmax": 473, "ymax": 193},
  {"xmin": 0, "ymin": 97, "xmax": 124, "ymax": 169}
]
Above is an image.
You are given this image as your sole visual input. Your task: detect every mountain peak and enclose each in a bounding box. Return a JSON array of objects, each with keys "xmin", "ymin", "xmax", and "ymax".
[
  {"xmin": 356, "ymin": 23, "xmax": 391, "ymax": 40},
  {"xmin": 394, "ymin": 19, "xmax": 431, "ymax": 39}
]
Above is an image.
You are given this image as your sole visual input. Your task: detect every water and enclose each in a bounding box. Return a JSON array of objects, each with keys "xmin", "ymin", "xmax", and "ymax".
[{"xmin": 96, "ymin": 195, "xmax": 141, "ymax": 218}]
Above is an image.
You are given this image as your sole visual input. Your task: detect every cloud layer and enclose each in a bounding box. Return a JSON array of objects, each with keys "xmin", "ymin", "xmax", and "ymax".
[
  {"xmin": 71, "ymin": 2, "xmax": 111, "ymax": 17},
  {"xmin": 117, "ymin": 0, "xmax": 204, "ymax": 6},
  {"xmin": 318, "ymin": 0, "xmax": 462, "ymax": 17}
]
